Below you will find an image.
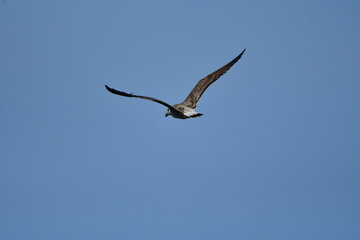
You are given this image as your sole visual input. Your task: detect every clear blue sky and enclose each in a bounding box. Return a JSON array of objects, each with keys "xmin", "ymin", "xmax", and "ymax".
[{"xmin": 1, "ymin": 0, "xmax": 359, "ymax": 239}]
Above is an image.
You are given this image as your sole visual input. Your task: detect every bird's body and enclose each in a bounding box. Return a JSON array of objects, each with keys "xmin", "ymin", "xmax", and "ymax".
[
  {"xmin": 169, "ymin": 104, "xmax": 202, "ymax": 119},
  {"xmin": 105, "ymin": 49, "xmax": 246, "ymax": 119}
]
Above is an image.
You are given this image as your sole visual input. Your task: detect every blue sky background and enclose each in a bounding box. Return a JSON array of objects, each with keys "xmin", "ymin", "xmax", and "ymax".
[{"xmin": 1, "ymin": 0, "xmax": 359, "ymax": 239}]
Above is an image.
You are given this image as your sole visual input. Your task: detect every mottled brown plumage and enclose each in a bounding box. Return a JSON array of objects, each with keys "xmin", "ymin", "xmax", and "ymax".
[{"xmin": 182, "ymin": 49, "xmax": 246, "ymax": 109}]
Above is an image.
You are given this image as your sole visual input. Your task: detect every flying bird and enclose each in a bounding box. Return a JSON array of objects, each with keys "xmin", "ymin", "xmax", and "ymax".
[{"xmin": 105, "ymin": 48, "xmax": 246, "ymax": 119}]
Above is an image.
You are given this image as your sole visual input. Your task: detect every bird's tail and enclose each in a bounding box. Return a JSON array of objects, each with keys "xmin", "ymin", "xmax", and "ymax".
[{"xmin": 190, "ymin": 113, "xmax": 203, "ymax": 118}]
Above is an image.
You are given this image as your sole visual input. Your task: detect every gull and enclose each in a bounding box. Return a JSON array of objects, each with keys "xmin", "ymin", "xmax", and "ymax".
[{"xmin": 105, "ymin": 48, "xmax": 246, "ymax": 119}]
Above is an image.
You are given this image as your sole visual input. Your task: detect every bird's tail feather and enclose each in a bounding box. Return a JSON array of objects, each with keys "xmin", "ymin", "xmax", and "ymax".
[{"xmin": 190, "ymin": 113, "xmax": 203, "ymax": 118}]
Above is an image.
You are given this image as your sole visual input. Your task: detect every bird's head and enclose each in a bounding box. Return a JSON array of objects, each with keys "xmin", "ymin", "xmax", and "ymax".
[{"xmin": 165, "ymin": 109, "xmax": 171, "ymax": 117}]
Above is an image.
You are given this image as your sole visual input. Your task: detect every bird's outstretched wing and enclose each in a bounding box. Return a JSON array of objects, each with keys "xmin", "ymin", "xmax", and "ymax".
[
  {"xmin": 105, "ymin": 85, "xmax": 180, "ymax": 113},
  {"xmin": 182, "ymin": 48, "xmax": 246, "ymax": 108}
]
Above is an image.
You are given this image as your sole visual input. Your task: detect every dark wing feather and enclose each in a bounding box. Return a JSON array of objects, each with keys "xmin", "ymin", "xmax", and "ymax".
[
  {"xmin": 105, "ymin": 85, "xmax": 179, "ymax": 112},
  {"xmin": 182, "ymin": 48, "xmax": 246, "ymax": 108}
]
